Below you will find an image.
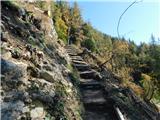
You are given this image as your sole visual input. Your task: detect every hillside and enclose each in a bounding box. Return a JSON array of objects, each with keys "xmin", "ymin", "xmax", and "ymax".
[
  {"xmin": 1, "ymin": 1, "xmax": 160, "ymax": 120},
  {"xmin": 1, "ymin": 1, "xmax": 83, "ymax": 120},
  {"xmin": 48, "ymin": 0, "xmax": 160, "ymax": 108}
]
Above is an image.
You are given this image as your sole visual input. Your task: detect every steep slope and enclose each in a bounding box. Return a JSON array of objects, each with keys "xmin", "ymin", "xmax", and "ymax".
[
  {"xmin": 1, "ymin": 1, "xmax": 159, "ymax": 120},
  {"xmin": 72, "ymin": 46, "xmax": 159, "ymax": 120},
  {"xmin": 66, "ymin": 45, "xmax": 119, "ymax": 120},
  {"xmin": 1, "ymin": 1, "xmax": 83, "ymax": 120}
]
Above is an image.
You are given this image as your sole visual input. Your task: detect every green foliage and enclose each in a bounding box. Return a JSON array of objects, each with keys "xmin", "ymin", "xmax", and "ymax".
[
  {"xmin": 45, "ymin": 114, "xmax": 55, "ymax": 120},
  {"xmin": 82, "ymin": 38, "xmax": 96, "ymax": 52},
  {"xmin": 140, "ymin": 73, "xmax": 154, "ymax": 101},
  {"xmin": 34, "ymin": 1, "xmax": 55, "ymax": 12},
  {"xmin": 40, "ymin": 1, "xmax": 160, "ymax": 103},
  {"xmin": 67, "ymin": 63, "xmax": 80, "ymax": 85},
  {"xmin": 34, "ymin": 1, "xmax": 46, "ymax": 10},
  {"xmin": 53, "ymin": 84, "xmax": 68, "ymax": 120},
  {"xmin": 53, "ymin": 2, "xmax": 69, "ymax": 44},
  {"xmin": 28, "ymin": 36, "xmax": 36, "ymax": 46},
  {"xmin": 55, "ymin": 17, "xmax": 68, "ymax": 44}
]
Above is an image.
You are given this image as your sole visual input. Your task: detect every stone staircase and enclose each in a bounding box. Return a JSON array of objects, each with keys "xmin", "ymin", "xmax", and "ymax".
[{"xmin": 66, "ymin": 45, "xmax": 119, "ymax": 120}]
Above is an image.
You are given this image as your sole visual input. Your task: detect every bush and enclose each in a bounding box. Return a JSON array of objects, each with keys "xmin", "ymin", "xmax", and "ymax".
[
  {"xmin": 81, "ymin": 38, "xmax": 96, "ymax": 52},
  {"xmin": 54, "ymin": 17, "xmax": 68, "ymax": 45}
]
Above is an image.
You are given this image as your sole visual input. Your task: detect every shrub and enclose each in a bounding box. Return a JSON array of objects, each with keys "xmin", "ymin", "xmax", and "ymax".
[{"xmin": 81, "ymin": 38, "xmax": 96, "ymax": 52}]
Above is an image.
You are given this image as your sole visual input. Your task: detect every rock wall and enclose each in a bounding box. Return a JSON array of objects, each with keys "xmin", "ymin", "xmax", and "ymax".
[{"xmin": 1, "ymin": 1, "xmax": 83, "ymax": 120}]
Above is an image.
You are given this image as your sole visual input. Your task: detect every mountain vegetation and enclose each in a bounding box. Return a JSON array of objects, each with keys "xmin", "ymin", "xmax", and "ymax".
[
  {"xmin": 35, "ymin": 1, "xmax": 160, "ymax": 103},
  {"xmin": 1, "ymin": 1, "xmax": 159, "ymax": 119}
]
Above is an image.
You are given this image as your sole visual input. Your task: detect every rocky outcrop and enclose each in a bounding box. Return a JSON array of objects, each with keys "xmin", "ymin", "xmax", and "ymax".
[
  {"xmin": 1, "ymin": 1, "xmax": 82, "ymax": 120},
  {"xmin": 1, "ymin": 58, "xmax": 56, "ymax": 119}
]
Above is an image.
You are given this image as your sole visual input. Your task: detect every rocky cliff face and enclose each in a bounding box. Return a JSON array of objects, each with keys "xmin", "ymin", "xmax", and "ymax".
[{"xmin": 1, "ymin": 1, "xmax": 83, "ymax": 120}]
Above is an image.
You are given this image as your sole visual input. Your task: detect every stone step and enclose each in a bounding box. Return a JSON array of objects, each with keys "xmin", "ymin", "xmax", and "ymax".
[
  {"xmin": 84, "ymin": 110, "xmax": 116, "ymax": 120},
  {"xmin": 68, "ymin": 52, "xmax": 77, "ymax": 56},
  {"xmin": 80, "ymin": 84, "xmax": 102, "ymax": 90},
  {"xmin": 71, "ymin": 58, "xmax": 83, "ymax": 61},
  {"xmin": 79, "ymin": 70, "xmax": 100, "ymax": 79},
  {"xmin": 79, "ymin": 79, "xmax": 103, "ymax": 89},
  {"xmin": 66, "ymin": 48, "xmax": 77, "ymax": 51},
  {"xmin": 80, "ymin": 79, "xmax": 99, "ymax": 83},
  {"xmin": 72, "ymin": 60, "xmax": 88, "ymax": 65},
  {"xmin": 80, "ymin": 79, "xmax": 97, "ymax": 83},
  {"xmin": 82, "ymin": 89, "xmax": 106, "ymax": 104},
  {"xmin": 66, "ymin": 47, "xmax": 76, "ymax": 50},
  {"xmin": 66, "ymin": 50, "xmax": 77, "ymax": 54},
  {"xmin": 66, "ymin": 48, "xmax": 76, "ymax": 50},
  {"xmin": 72, "ymin": 59, "xmax": 83, "ymax": 62},
  {"xmin": 67, "ymin": 52, "xmax": 77, "ymax": 55},
  {"xmin": 66, "ymin": 49, "xmax": 77, "ymax": 53},
  {"xmin": 66, "ymin": 48, "xmax": 74, "ymax": 50},
  {"xmin": 66, "ymin": 46, "xmax": 81, "ymax": 54},
  {"xmin": 84, "ymin": 111, "xmax": 107, "ymax": 120},
  {"xmin": 84, "ymin": 103, "xmax": 106, "ymax": 113},
  {"xmin": 70, "ymin": 55, "xmax": 83, "ymax": 59},
  {"xmin": 73, "ymin": 64, "xmax": 91, "ymax": 71}
]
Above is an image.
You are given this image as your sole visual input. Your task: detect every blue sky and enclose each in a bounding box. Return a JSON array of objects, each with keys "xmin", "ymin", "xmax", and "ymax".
[{"xmin": 70, "ymin": 0, "xmax": 160, "ymax": 45}]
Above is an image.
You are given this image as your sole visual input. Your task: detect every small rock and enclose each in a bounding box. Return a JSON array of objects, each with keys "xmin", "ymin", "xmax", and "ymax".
[
  {"xmin": 18, "ymin": 8, "xmax": 26, "ymax": 18},
  {"xmin": 49, "ymin": 90, "xmax": 55, "ymax": 97},
  {"xmin": 40, "ymin": 70, "xmax": 55, "ymax": 82},
  {"xmin": 1, "ymin": 32, "xmax": 8, "ymax": 42},
  {"xmin": 1, "ymin": 51, "xmax": 12, "ymax": 59},
  {"xmin": 22, "ymin": 106, "xmax": 29, "ymax": 113},
  {"xmin": 27, "ymin": 66, "xmax": 40, "ymax": 77},
  {"xmin": 43, "ymin": 61, "xmax": 48, "ymax": 64},
  {"xmin": 6, "ymin": 79, "xmax": 24, "ymax": 88},
  {"xmin": 22, "ymin": 51, "xmax": 31, "ymax": 61},
  {"xmin": 10, "ymin": 49, "xmax": 21, "ymax": 59},
  {"xmin": 61, "ymin": 65, "xmax": 71, "ymax": 76},
  {"xmin": 23, "ymin": 92, "xmax": 32, "ymax": 103},
  {"xmin": 2, "ymin": 15, "xmax": 10, "ymax": 21},
  {"xmin": 30, "ymin": 107, "xmax": 45, "ymax": 119},
  {"xmin": 24, "ymin": 98, "xmax": 32, "ymax": 104},
  {"xmin": 42, "ymin": 65, "xmax": 53, "ymax": 71},
  {"xmin": 1, "ymin": 21, "xmax": 5, "ymax": 31},
  {"xmin": 31, "ymin": 92, "xmax": 55, "ymax": 105},
  {"xmin": 3, "ymin": 96, "xmax": 12, "ymax": 102},
  {"xmin": 13, "ymin": 100, "xmax": 25, "ymax": 110}
]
